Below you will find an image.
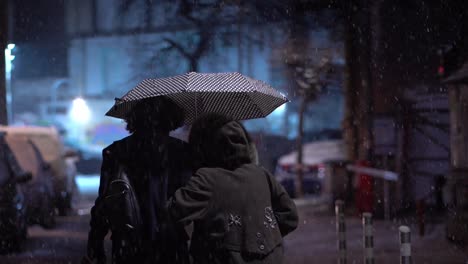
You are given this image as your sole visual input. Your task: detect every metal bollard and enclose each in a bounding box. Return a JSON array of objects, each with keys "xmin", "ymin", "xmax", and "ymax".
[
  {"xmin": 335, "ymin": 200, "xmax": 346, "ymax": 264},
  {"xmin": 362, "ymin": 212, "xmax": 374, "ymax": 264},
  {"xmin": 399, "ymin": 226, "xmax": 412, "ymax": 264}
]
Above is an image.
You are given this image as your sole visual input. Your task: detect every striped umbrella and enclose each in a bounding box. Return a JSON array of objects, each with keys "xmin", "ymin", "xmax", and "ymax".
[{"xmin": 105, "ymin": 72, "xmax": 288, "ymax": 124}]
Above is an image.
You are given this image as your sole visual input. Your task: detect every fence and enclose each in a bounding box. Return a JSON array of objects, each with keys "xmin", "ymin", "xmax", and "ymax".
[{"xmin": 335, "ymin": 200, "xmax": 412, "ymax": 264}]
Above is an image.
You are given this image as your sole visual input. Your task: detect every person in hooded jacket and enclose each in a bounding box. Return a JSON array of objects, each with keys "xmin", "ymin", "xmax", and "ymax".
[
  {"xmin": 168, "ymin": 113, "xmax": 298, "ymax": 264},
  {"xmin": 84, "ymin": 97, "xmax": 191, "ymax": 264}
]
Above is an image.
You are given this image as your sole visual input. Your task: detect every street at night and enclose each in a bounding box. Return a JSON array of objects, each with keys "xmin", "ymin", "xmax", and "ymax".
[
  {"xmin": 2, "ymin": 0, "xmax": 468, "ymax": 263},
  {"xmin": 0, "ymin": 192, "xmax": 467, "ymax": 264}
]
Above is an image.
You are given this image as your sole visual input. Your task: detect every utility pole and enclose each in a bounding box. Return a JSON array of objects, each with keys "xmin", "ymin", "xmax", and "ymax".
[{"xmin": 0, "ymin": 0, "xmax": 9, "ymax": 125}]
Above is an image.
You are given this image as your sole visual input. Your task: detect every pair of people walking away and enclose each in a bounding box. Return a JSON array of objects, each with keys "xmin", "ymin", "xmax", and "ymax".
[{"xmin": 84, "ymin": 97, "xmax": 298, "ymax": 264}]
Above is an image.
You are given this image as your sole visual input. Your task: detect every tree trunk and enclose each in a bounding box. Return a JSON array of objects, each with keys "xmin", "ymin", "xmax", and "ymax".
[
  {"xmin": 295, "ymin": 97, "xmax": 307, "ymax": 198},
  {"xmin": 189, "ymin": 59, "xmax": 198, "ymax": 72},
  {"xmin": 341, "ymin": 0, "xmax": 374, "ymax": 162},
  {"xmin": 0, "ymin": 0, "xmax": 8, "ymax": 125},
  {"xmin": 342, "ymin": 3, "xmax": 358, "ymax": 161}
]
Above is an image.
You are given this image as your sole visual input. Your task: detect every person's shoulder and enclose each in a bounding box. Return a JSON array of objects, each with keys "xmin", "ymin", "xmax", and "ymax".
[
  {"xmin": 240, "ymin": 163, "xmax": 269, "ymax": 173},
  {"xmin": 190, "ymin": 168, "xmax": 219, "ymax": 189},
  {"xmin": 102, "ymin": 135, "xmax": 133, "ymax": 157},
  {"xmin": 168, "ymin": 136, "xmax": 189, "ymax": 148},
  {"xmin": 194, "ymin": 167, "xmax": 219, "ymax": 180},
  {"xmin": 168, "ymin": 137, "xmax": 191, "ymax": 158}
]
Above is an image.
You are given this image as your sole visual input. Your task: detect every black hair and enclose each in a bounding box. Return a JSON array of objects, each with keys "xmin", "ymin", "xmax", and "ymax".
[
  {"xmin": 189, "ymin": 113, "xmax": 234, "ymax": 169},
  {"xmin": 189, "ymin": 113, "xmax": 255, "ymax": 170},
  {"xmin": 124, "ymin": 96, "xmax": 184, "ymax": 134},
  {"xmin": 188, "ymin": 113, "xmax": 233, "ymax": 147}
]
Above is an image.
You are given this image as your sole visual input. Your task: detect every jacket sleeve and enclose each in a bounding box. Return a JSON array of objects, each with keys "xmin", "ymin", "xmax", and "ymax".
[
  {"xmin": 86, "ymin": 148, "xmax": 112, "ymax": 263},
  {"xmin": 168, "ymin": 172, "xmax": 213, "ymax": 224},
  {"xmin": 267, "ymin": 171, "xmax": 298, "ymax": 237}
]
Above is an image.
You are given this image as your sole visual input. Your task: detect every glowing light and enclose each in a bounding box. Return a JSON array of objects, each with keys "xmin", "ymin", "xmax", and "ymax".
[
  {"xmin": 75, "ymin": 175, "xmax": 100, "ymax": 196},
  {"xmin": 69, "ymin": 97, "xmax": 91, "ymax": 124},
  {"xmin": 438, "ymin": 66, "xmax": 445, "ymax": 76},
  {"xmin": 273, "ymin": 103, "xmax": 286, "ymax": 116},
  {"xmin": 5, "ymin": 44, "xmax": 15, "ymax": 73},
  {"xmin": 5, "ymin": 44, "xmax": 15, "ymax": 124}
]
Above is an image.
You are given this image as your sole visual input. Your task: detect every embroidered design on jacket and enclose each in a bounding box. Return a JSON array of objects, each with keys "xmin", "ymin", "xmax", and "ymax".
[
  {"xmin": 263, "ymin": 207, "xmax": 277, "ymax": 229},
  {"xmin": 228, "ymin": 213, "xmax": 242, "ymax": 227}
]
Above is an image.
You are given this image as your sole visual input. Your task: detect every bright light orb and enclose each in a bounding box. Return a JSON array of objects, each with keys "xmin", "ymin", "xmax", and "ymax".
[
  {"xmin": 272, "ymin": 103, "xmax": 286, "ymax": 116},
  {"xmin": 69, "ymin": 97, "xmax": 91, "ymax": 124},
  {"xmin": 5, "ymin": 43, "xmax": 15, "ymax": 73}
]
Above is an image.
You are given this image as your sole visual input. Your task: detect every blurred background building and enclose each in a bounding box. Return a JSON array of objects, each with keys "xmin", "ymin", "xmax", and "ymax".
[{"xmin": 7, "ymin": 0, "xmax": 345, "ymax": 155}]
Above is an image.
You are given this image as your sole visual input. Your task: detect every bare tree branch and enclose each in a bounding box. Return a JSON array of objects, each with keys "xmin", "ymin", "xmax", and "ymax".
[
  {"xmin": 163, "ymin": 38, "xmax": 192, "ymax": 60},
  {"xmin": 177, "ymin": 0, "xmax": 207, "ymax": 27},
  {"xmin": 192, "ymin": 29, "xmax": 213, "ymax": 60}
]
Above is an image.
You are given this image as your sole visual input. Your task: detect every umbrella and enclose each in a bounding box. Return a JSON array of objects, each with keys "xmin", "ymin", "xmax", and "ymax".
[{"xmin": 105, "ymin": 72, "xmax": 288, "ymax": 124}]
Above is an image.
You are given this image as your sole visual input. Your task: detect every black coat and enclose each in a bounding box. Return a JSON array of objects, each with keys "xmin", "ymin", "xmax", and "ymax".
[
  {"xmin": 86, "ymin": 133, "xmax": 191, "ymax": 264},
  {"xmin": 169, "ymin": 120, "xmax": 298, "ymax": 264}
]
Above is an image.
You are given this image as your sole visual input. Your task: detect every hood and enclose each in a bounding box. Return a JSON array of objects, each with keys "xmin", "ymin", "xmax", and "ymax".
[{"xmin": 190, "ymin": 115, "xmax": 252, "ymax": 170}]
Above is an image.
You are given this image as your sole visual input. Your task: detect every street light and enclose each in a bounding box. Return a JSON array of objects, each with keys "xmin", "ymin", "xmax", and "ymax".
[
  {"xmin": 271, "ymin": 102, "xmax": 286, "ymax": 116},
  {"xmin": 69, "ymin": 97, "xmax": 91, "ymax": 125},
  {"xmin": 4, "ymin": 43, "xmax": 15, "ymax": 124}
]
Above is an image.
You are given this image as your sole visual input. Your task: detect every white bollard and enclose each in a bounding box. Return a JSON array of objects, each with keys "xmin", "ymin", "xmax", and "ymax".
[
  {"xmin": 362, "ymin": 212, "xmax": 374, "ymax": 264},
  {"xmin": 335, "ymin": 200, "xmax": 346, "ymax": 264},
  {"xmin": 399, "ymin": 226, "xmax": 412, "ymax": 264}
]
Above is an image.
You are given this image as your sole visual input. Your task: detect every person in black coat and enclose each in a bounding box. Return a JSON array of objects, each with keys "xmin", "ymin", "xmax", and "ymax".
[
  {"xmin": 168, "ymin": 113, "xmax": 298, "ymax": 264},
  {"xmin": 84, "ymin": 97, "xmax": 191, "ymax": 264}
]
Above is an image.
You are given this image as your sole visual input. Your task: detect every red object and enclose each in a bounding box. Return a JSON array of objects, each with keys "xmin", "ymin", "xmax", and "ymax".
[
  {"xmin": 355, "ymin": 160, "xmax": 374, "ymax": 214},
  {"xmin": 438, "ymin": 65, "xmax": 445, "ymax": 76}
]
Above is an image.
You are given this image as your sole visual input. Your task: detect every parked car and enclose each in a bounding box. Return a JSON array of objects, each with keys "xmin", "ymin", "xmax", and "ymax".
[
  {"xmin": 275, "ymin": 140, "xmax": 347, "ymax": 198},
  {"xmin": 75, "ymin": 146, "xmax": 102, "ymax": 175},
  {"xmin": 63, "ymin": 140, "xmax": 102, "ymax": 175},
  {"xmin": 4, "ymin": 135, "xmax": 57, "ymax": 228},
  {"xmin": 274, "ymin": 163, "xmax": 325, "ymax": 198},
  {"xmin": 0, "ymin": 133, "xmax": 32, "ymax": 253},
  {"xmin": 0, "ymin": 126, "xmax": 78, "ymax": 215}
]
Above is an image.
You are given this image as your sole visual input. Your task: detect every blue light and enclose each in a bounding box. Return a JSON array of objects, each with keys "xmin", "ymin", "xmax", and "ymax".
[
  {"xmin": 69, "ymin": 97, "xmax": 91, "ymax": 124},
  {"xmin": 271, "ymin": 103, "xmax": 286, "ymax": 116}
]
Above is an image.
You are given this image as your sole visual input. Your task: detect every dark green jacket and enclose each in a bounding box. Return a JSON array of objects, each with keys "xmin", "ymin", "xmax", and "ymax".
[{"xmin": 169, "ymin": 120, "xmax": 298, "ymax": 264}]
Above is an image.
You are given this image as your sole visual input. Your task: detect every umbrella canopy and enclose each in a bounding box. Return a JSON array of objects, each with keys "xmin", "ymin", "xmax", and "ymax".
[{"xmin": 105, "ymin": 72, "xmax": 288, "ymax": 124}]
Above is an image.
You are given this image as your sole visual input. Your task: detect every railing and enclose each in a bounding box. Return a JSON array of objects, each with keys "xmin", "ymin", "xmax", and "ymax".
[{"xmin": 335, "ymin": 200, "xmax": 412, "ymax": 264}]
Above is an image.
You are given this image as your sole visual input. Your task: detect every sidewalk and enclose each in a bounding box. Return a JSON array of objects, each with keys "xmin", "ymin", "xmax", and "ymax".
[{"xmin": 284, "ymin": 200, "xmax": 468, "ymax": 264}]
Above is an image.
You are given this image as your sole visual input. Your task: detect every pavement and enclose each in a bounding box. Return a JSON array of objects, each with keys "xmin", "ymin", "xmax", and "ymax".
[
  {"xmin": 284, "ymin": 201, "xmax": 468, "ymax": 264},
  {"xmin": 0, "ymin": 190, "xmax": 467, "ymax": 263}
]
